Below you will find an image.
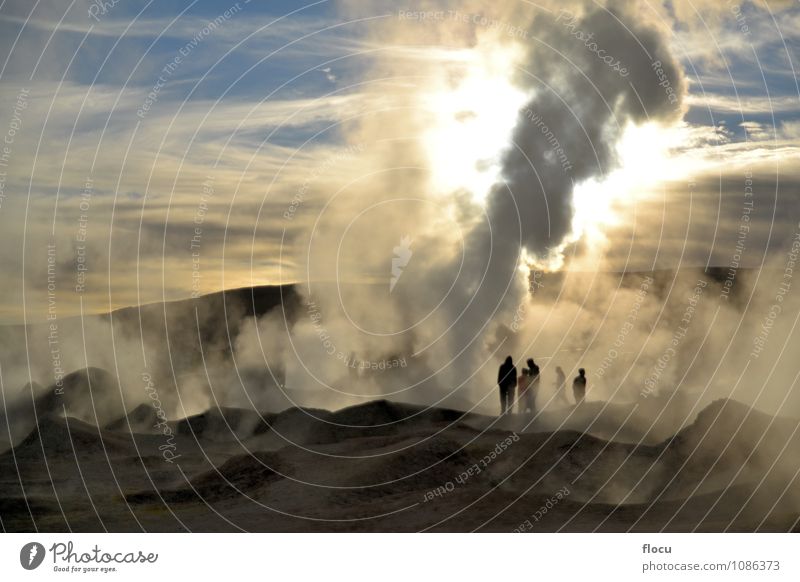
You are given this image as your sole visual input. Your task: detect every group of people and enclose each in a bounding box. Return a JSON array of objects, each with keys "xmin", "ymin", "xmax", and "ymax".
[{"xmin": 497, "ymin": 356, "xmax": 587, "ymax": 415}]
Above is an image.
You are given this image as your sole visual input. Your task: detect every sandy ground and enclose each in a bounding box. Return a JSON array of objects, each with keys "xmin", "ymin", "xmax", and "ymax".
[{"xmin": 1, "ymin": 388, "xmax": 799, "ymax": 532}]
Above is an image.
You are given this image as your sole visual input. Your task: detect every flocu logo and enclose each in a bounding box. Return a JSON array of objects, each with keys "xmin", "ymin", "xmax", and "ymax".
[{"xmin": 20, "ymin": 542, "xmax": 46, "ymax": 570}]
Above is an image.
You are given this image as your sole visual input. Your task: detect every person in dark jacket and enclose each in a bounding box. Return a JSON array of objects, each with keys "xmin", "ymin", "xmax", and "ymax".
[
  {"xmin": 497, "ymin": 356, "xmax": 517, "ymax": 415},
  {"xmin": 573, "ymin": 368, "xmax": 587, "ymax": 404}
]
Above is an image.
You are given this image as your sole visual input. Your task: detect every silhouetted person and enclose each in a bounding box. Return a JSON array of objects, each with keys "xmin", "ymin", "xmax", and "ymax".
[
  {"xmin": 497, "ymin": 356, "xmax": 517, "ymax": 415},
  {"xmin": 573, "ymin": 368, "xmax": 587, "ymax": 404},
  {"xmin": 517, "ymin": 368, "xmax": 530, "ymax": 413},
  {"xmin": 555, "ymin": 366, "xmax": 568, "ymax": 404},
  {"xmin": 522, "ymin": 358, "xmax": 539, "ymax": 415}
]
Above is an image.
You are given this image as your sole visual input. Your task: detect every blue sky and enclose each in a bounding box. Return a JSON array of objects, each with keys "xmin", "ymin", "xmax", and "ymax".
[{"xmin": 0, "ymin": 0, "xmax": 798, "ymax": 321}]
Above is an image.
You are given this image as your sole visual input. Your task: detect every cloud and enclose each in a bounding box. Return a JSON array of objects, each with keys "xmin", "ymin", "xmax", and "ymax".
[{"xmin": 686, "ymin": 93, "xmax": 800, "ymax": 115}]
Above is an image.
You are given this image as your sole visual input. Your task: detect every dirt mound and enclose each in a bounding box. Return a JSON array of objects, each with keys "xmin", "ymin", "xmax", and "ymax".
[
  {"xmin": 18, "ymin": 381, "xmax": 45, "ymax": 398},
  {"xmin": 254, "ymin": 406, "xmax": 333, "ymax": 444},
  {"xmin": 174, "ymin": 406, "xmax": 269, "ymax": 441},
  {"xmin": 0, "ymin": 368, "xmax": 130, "ymax": 449},
  {"xmin": 329, "ymin": 399, "xmax": 468, "ymax": 427},
  {"xmin": 34, "ymin": 367, "xmax": 127, "ymax": 426},
  {"xmin": 243, "ymin": 400, "xmax": 472, "ymax": 448},
  {"xmin": 329, "ymin": 399, "xmax": 424, "ymax": 426},
  {"xmin": 127, "ymin": 451, "xmax": 283, "ymax": 504},
  {"xmin": 656, "ymin": 399, "xmax": 800, "ymax": 498},
  {"xmin": 106, "ymin": 403, "xmax": 162, "ymax": 433},
  {"xmin": 5, "ymin": 415, "xmax": 135, "ymax": 460},
  {"xmin": 4, "ymin": 396, "xmax": 797, "ymax": 532},
  {"xmin": 534, "ymin": 397, "xmax": 691, "ymax": 445},
  {"xmin": 666, "ymin": 399, "xmax": 798, "ymax": 465}
]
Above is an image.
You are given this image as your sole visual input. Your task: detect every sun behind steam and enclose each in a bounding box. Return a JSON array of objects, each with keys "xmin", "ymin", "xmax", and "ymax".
[
  {"xmin": 413, "ymin": 28, "xmax": 692, "ymax": 273},
  {"xmin": 418, "ymin": 39, "xmax": 529, "ymax": 200}
]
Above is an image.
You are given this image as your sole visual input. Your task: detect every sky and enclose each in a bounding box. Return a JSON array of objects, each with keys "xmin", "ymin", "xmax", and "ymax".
[{"xmin": 0, "ymin": 0, "xmax": 799, "ymax": 323}]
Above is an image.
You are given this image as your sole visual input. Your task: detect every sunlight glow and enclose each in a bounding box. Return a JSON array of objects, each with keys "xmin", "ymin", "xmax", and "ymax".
[
  {"xmin": 566, "ymin": 122, "xmax": 697, "ymax": 263},
  {"xmin": 418, "ymin": 40, "xmax": 529, "ymax": 200},
  {"xmin": 419, "ymin": 43, "xmax": 699, "ymax": 273}
]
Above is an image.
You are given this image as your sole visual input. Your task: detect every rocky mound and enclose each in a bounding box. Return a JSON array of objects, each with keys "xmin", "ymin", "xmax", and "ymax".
[
  {"xmin": 4, "ymin": 396, "xmax": 798, "ymax": 532},
  {"xmin": 105, "ymin": 403, "xmax": 163, "ymax": 433},
  {"xmin": 658, "ymin": 399, "xmax": 800, "ymax": 498},
  {"xmin": 174, "ymin": 406, "xmax": 269, "ymax": 441},
  {"xmin": 127, "ymin": 451, "xmax": 283, "ymax": 504},
  {"xmin": 3, "ymin": 414, "xmax": 135, "ymax": 460},
  {"xmin": 262, "ymin": 399, "xmax": 473, "ymax": 446},
  {"xmin": 33, "ymin": 367, "xmax": 128, "ymax": 426}
]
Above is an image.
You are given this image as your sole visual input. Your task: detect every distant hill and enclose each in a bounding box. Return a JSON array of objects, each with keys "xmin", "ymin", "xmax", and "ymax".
[{"xmin": 0, "ymin": 286, "xmax": 300, "ymax": 451}]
